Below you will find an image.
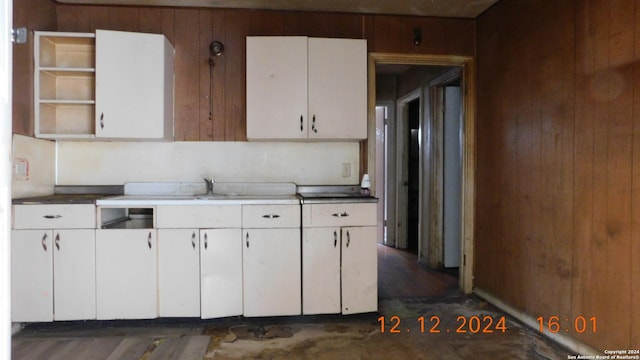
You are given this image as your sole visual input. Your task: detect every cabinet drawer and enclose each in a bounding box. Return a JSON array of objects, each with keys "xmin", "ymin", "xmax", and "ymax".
[
  {"xmin": 302, "ymin": 203, "xmax": 376, "ymax": 227},
  {"xmin": 156, "ymin": 205, "xmax": 241, "ymax": 228},
  {"xmin": 13, "ymin": 204, "xmax": 96, "ymax": 229},
  {"xmin": 242, "ymin": 205, "xmax": 300, "ymax": 228}
]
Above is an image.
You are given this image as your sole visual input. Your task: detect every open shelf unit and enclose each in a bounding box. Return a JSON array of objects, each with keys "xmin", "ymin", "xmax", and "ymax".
[{"xmin": 35, "ymin": 32, "xmax": 96, "ymax": 138}]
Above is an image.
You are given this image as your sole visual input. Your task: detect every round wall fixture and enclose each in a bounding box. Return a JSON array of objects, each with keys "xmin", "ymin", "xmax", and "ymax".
[{"xmin": 210, "ymin": 41, "xmax": 224, "ymax": 56}]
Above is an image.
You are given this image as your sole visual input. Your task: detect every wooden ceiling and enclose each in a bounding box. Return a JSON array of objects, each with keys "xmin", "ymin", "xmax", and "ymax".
[{"xmin": 54, "ymin": 0, "xmax": 498, "ymax": 18}]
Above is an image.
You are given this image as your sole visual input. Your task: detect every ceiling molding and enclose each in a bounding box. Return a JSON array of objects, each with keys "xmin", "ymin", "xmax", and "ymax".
[{"xmin": 54, "ymin": 0, "xmax": 498, "ymax": 18}]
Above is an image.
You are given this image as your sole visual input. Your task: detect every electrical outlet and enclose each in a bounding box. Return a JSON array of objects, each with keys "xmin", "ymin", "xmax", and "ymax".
[{"xmin": 341, "ymin": 163, "xmax": 351, "ymax": 178}]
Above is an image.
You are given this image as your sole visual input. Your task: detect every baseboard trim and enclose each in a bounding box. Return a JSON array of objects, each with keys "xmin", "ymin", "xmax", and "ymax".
[{"xmin": 474, "ymin": 287, "xmax": 601, "ymax": 356}]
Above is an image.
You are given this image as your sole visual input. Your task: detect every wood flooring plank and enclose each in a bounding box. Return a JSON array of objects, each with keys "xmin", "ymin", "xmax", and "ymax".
[
  {"xmin": 105, "ymin": 337, "xmax": 153, "ymax": 360},
  {"xmin": 149, "ymin": 336, "xmax": 210, "ymax": 360},
  {"xmin": 75, "ymin": 337, "xmax": 125, "ymax": 360}
]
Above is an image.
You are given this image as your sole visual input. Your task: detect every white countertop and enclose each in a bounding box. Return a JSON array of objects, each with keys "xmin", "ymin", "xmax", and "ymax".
[{"xmin": 96, "ymin": 194, "xmax": 300, "ymax": 206}]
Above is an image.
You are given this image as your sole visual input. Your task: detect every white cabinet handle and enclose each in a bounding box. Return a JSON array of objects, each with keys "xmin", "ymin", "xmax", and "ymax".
[
  {"xmin": 147, "ymin": 232, "xmax": 152, "ymax": 250},
  {"xmin": 346, "ymin": 231, "xmax": 350, "ymax": 248},
  {"xmin": 332, "ymin": 212, "xmax": 349, "ymax": 218},
  {"xmin": 55, "ymin": 233, "xmax": 60, "ymax": 251},
  {"xmin": 262, "ymin": 214, "xmax": 280, "ymax": 219},
  {"xmin": 41, "ymin": 233, "xmax": 48, "ymax": 251},
  {"xmin": 191, "ymin": 231, "xmax": 196, "ymax": 249},
  {"xmin": 204, "ymin": 232, "xmax": 208, "ymax": 250}
]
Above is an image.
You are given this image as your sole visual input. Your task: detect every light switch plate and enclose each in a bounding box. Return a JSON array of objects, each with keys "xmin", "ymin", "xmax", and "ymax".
[{"xmin": 341, "ymin": 163, "xmax": 351, "ymax": 178}]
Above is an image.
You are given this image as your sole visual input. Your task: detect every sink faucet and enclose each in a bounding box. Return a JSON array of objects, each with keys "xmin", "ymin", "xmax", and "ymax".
[{"xmin": 204, "ymin": 177, "xmax": 215, "ymax": 194}]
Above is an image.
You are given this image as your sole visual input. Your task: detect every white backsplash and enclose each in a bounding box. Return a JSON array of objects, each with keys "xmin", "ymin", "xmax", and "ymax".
[
  {"xmin": 12, "ymin": 135, "xmax": 56, "ymax": 198},
  {"xmin": 56, "ymin": 141, "xmax": 360, "ymax": 186}
]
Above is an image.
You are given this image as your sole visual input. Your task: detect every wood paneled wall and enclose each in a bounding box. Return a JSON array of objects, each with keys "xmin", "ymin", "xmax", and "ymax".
[
  {"xmin": 11, "ymin": 3, "xmax": 474, "ymax": 140},
  {"xmin": 476, "ymin": 0, "xmax": 639, "ymax": 350},
  {"xmin": 12, "ymin": 0, "xmax": 57, "ymax": 135}
]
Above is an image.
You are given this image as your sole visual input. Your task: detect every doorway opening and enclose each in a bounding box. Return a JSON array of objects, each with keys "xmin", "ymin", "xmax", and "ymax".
[{"xmin": 368, "ymin": 53, "xmax": 476, "ymax": 295}]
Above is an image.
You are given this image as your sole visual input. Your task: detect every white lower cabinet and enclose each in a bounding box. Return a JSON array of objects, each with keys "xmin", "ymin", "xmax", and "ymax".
[
  {"xmin": 242, "ymin": 228, "xmax": 301, "ymax": 316},
  {"xmin": 302, "ymin": 227, "xmax": 341, "ymax": 314},
  {"xmin": 302, "ymin": 202, "xmax": 378, "ymax": 315},
  {"xmin": 11, "ymin": 230, "xmax": 54, "ymax": 322},
  {"xmin": 53, "ymin": 229, "xmax": 96, "ymax": 320},
  {"xmin": 12, "ymin": 229, "xmax": 96, "ymax": 322},
  {"xmin": 341, "ymin": 226, "xmax": 377, "ymax": 314},
  {"xmin": 96, "ymin": 229, "xmax": 157, "ymax": 320},
  {"xmin": 158, "ymin": 229, "xmax": 201, "ymax": 317},
  {"xmin": 200, "ymin": 228, "xmax": 243, "ymax": 318}
]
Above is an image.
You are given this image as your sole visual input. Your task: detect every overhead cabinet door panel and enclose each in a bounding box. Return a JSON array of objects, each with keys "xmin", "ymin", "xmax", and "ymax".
[
  {"xmin": 246, "ymin": 36, "xmax": 308, "ymax": 140},
  {"xmin": 95, "ymin": 30, "xmax": 171, "ymax": 139},
  {"xmin": 308, "ymin": 38, "xmax": 367, "ymax": 139}
]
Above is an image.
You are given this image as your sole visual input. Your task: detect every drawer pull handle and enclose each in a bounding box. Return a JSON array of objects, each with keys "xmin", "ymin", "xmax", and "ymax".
[
  {"xmin": 55, "ymin": 233, "xmax": 60, "ymax": 251},
  {"xmin": 100, "ymin": 112, "xmax": 104, "ymax": 130},
  {"xmin": 262, "ymin": 214, "xmax": 280, "ymax": 219},
  {"xmin": 312, "ymin": 115, "xmax": 317, "ymax": 133},
  {"xmin": 43, "ymin": 215, "xmax": 62, "ymax": 219},
  {"xmin": 246, "ymin": 232, "xmax": 250, "ymax": 248},
  {"xmin": 333, "ymin": 231, "xmax": 337, "ymax": 248},
  {"xmin": 346, "ymin": 231, "xmax": 351, "ymax": 248},
  {"xmin": 41, "ymin": 233, "xmax": 48, "ymax": 251},
  {"xmin": 191, "ymin": 231, "xmax": 196, "ymax": 249},
  {"xmin": 331, "ymin": 212, "xmax": 349, "ymax": 218},
  {"xmin": 300, "ymin": 115, "xmax": 303, "ymax": 132},
  {"xmin": 204, "ymin": 233, "xmax": 208, "ymax": 250},
  {"xmin": 147, "ymin": 232, "xmax": 152, "ymax": 250}
]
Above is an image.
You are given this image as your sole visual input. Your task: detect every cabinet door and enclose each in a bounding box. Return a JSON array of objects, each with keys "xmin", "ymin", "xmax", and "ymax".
[
  {"xmin": 95, "ymin": 30, "xmax": 172, "ymax": 139},
  {"xmin": 308, "ymin": 38, "xmax": 367, "ymax": 140},
  {"xmin": 158, "ymin": 229, "xmax": 200, "ymax": 317},
  {"xmin": 200, "ymin": 229, "xmax": 243, "ymax": 319},
  {"xmin": 242, "ymin": 228, "xmax": 301, "ymax": 316},
  {"xmin": 302, "ymin": 227, "xmax": 341, "ymax": 314},
  {"xmin": 53, "ymin": 229, "xmax": 96, "ymax": 320},
  {"xmin": 11, "ymin": 230, "xmax": 53, "ymax": 322},
  {"xmin": 341, "ymin": 226, "xmax": 377, "ymax": 314},
  {"xmin": 246, "ymin": 36, "xmax": 308, "ymax": 140},
  {"xmin": 96, "ymin": 229, "xmax": 157, "ymax": 319}
]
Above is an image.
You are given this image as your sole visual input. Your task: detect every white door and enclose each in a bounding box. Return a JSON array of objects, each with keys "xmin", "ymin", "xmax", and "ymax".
[
  {"xmin": 308, "ymin": 38, "xmax": 367, "ymax": 140},
  {"xmin": 96, "ymin": 229, "xmax": 157, "ymax": 319},
  {"xmin": 158, "ymin": 229, "xmax": 200, "ymax": 317},
  {"xmin": 1, "ymin": 2, "xmax": 12, "ymax": 355},
  {"xmin": 242, "ymin": 228, "xmax": 301, "ymax": 316},
  {"xmin": 302, "ymin": 227, "xmax": 341, "ymax": 314},
  {"xmin": 11, "ymin": 230, "xmax": 53, "ymax": 322},
  {"xmin": 246, "ymin": 36, "xmax": 308, "ymax": 140},
  {"xmin": 200, "ymin": 228, "xmax": 242, "ymax": 319},
  {"xmin": 443, "ymin": 86, "xmax": 462, "ymax": 268},
  {"xmin": 341, "ymin": 226, "xmax": 377, "ymax": 314},
  {"xmin": 53, "ymin": 229, "xmax": 96, "ymax": 320},
  {"xmin": 95, "ymin": 30, "xmax": 168, "ymax": 139}
]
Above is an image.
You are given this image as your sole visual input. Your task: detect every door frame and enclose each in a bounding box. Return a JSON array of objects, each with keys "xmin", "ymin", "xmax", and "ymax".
[
  {"xmin": 428, "ymin": 67, "xmax": 462, "ymax": 268},
  {"xmin": 367, "ymin": 53, "xmax": 475, "ymax": 294}
]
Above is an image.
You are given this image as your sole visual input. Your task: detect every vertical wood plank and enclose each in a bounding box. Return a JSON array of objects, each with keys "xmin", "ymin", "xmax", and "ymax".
[
  {"xmin": 199, "ymin": 10, "xmax": 214, "ymax": 140},
  {"xmin": 632, "ymin": 0, "xmax": 640, "ymax": 347},
  {"xmin": 210, "ymin": 9, "xmax": 227, "ymax": 141},
  {"xmin": 223, "ymin": 9, "xmax": 248, "ymax": 141},
  {"xmin": 173, "ymin": 9, "xmax": 201, "ymax": 141}
]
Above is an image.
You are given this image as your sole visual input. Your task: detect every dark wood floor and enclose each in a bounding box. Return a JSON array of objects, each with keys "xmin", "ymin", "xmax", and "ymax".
[{"xmin": 377, "ymin": 244, "xmax": 460, "ymax": 299}]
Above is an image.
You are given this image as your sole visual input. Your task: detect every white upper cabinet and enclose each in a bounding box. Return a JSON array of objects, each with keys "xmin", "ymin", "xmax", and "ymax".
[
  {"xmin": 246, "ymin": 36, "xmax": 367, "ymax": 141},
  {"xmin": 34, "ymin": 30, "xmax": 174, "ymax": 140},
  {"xmin": 95, "ymin": 30, "xmax": 174, "ymax": 140}
]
